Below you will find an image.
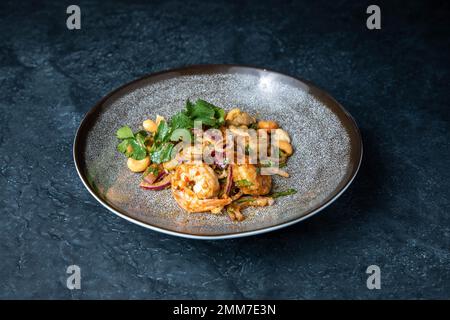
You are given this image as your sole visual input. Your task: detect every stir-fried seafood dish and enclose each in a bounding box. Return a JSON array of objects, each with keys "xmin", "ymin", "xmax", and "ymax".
[{"xmin": 116, "ymin": 99, "xmax": 296, "ymax": 221}]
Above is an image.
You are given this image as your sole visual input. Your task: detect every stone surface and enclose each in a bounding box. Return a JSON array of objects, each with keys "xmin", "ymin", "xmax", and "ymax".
[{"xmin": 0, "ymin": 0, "xmax": 448, "ymax": 299}]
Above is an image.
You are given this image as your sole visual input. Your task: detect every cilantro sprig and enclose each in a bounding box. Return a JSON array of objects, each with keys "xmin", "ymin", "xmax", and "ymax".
[
  {"xmin": 184, "ymin": 99, "xmax": 225, "ymax": 128},
  {"xmin": 116, "ymin": 99, "xmax": 226, "ymax": 164},
  {"xmin": 149, "ymin": 99, "xmax": 225, "ymax": 163},
  {"xmin": 116, "ymin": 126, "xmax": 149, "ymax": 160},
  {"xmin": 147, "ymin": 120, "xmax": 175, "ymax": 164}
]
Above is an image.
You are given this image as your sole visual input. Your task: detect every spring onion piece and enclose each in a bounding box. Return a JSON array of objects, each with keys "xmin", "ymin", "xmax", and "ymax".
[
  {"xmin": 270, "ymin": 189, "xmax": 297, "ymax": 198},
  {"xmin": 235, "ymin": 179, "xmax": 253, "ymax": 187}
]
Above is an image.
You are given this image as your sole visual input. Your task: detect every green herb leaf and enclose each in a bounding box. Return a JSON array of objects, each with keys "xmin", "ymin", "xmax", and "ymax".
[
  {"xmin": 116, "ymin": 126, "xmax": 149, "ymax": 160},
  {"xmin": 154, "ymin": 120, "xmax": 171, "ymax": 143},
  {"xmin": 196, "ymin": 99, "xmax": 225, "ymax": 126},
  {"xmin": 196, "ymin": 117, "xmax": 216, "ymax": 127},
  {"xmin": 127, "ymin": 139, "xmax": 147, "ymax": 160},
  {"xmin": 135, "ymin": 131, "xmax": 148, "ymax": 145},
  {"xmin": 261, "ymin": 160, "xmax": 274, "ymax": 167},
  {"xmin": 150, "ymin": 142, "xmax": 174, "ymax": 164},
  {"xmin": 249, "ymin": 123, "xmax": 258, "ymax": 130},
  {"xmin": 260, "ymin": 160, "xmax": 286, "ymax": 168},
  {"xmin": 143, "ymin": 165, "xmax": 160, "ymax": 178},
  {"xmin": 171, "ymin": 112, "xmax": 193, "ymax": 131},
  {"xmin": 117, "ymin": 139, "xmax": 130, "ymax": 154},
  {"xmin": 183, "ymin": 99, "xmax": 226, "ymax": 128},
  {"xmin": 116, "ymin": 126, "xmax": 134, "ymax": 139},
  {"xmin": 235, "ymin": 179, "xmax": 254, "ymax": 188},
  {"xmin": 185, "ymin": 99, "xmax": 195, "ymax": 115},
  {"xmin": 212, "ymin": 106, "xmax": 225, "ymax": 126},
  {"xmin": 270, "ymin": 189, "xmax": 297, "ymax": 198},
  {"xmin": 235, "ymin": 197, "xmax": 255, "ymax": 204},
  {"xmin": 189, "ymin": 99, "xmax": 215, "ymax": 119}
]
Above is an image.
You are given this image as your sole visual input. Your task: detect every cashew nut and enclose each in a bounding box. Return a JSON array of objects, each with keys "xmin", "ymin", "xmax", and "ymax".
[
  {"xmin": 127, "ymin": 156, "xmax": 150, "ymax": 173},
  {"xmin": 143, "ymin": 119, "xmax": 158, "ymax": 133}
]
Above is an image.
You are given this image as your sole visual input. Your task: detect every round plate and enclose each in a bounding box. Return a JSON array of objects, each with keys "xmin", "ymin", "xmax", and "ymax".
[{"xmin": 73, "ymin": 65, "xmax": 362, "ymax": 239}]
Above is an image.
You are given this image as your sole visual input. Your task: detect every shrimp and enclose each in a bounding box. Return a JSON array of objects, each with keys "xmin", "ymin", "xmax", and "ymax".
[
  {"xmin": 171, "ymin": 163, "xmax": 232, "ymax": 213},
  {"xmin": 232, "ymin": 163, "xmax": 272, "ymax": 195}
]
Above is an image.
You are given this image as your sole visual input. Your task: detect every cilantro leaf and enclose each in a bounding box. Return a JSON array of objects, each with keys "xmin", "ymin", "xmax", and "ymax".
[
  {"xmin": 196, "ymin": 117, "xmax": 217, "ymax": 127},
  {"xmin": 149, "ymin": 120, "xmax": 178, "ymax": 163},
  {"xmin": 150, "ymin": 142, "xmax": 174, "ymax": 163},
  {"xmin": 171, "ymin": 112, "xmax": 193, "ymax": 130},
  {"xmin": 184, "ymin": 99, "xmax": 226, "ymax": 128},
  {"xmin": 189, "ymin": 100, "xmax": 215, "ymax": 119},
  {"xmin": 117, "ymin": 139, "xmax": 130, "ymax": 154},
  {"xmin": 116, "ymin": 127, "xmax": 148, "ymax": 160},
  {"xmin": 135, "ymin": 130, "xmax": 148, "ymax": 145},
  {"xmin": 127, "ymin": 139, "xmax": 147, "ymax": 160},
  {"xmin": 116, "ymin": 126, "xmax": 134, "ymax": 139},
  {"xmin": 210, "ymin": 104, "xmax": 225, "ymax": 126},
  {"xmin": 185, "ymin": 99, "xmax": 195, "ymax": 115},
  {"xmin": 154, "ymin": 120, "xmax": 171, "ymax": 143}
]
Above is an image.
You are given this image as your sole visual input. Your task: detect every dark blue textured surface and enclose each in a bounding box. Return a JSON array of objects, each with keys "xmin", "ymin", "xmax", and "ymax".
[{"xmin": 0, "ymin": 0, "xmax": 449, "ymax": 299}]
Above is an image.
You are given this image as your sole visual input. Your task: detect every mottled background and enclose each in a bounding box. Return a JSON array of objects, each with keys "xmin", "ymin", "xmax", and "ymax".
[{"xmin": 0, "ymin": 0, "xmax": 448, "ymax": 299}]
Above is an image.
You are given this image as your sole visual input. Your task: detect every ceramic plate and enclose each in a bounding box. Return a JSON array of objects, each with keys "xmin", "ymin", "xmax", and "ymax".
[{"xmin": 73, "ymin": 65, "xmax": 362, "ymax": 239}]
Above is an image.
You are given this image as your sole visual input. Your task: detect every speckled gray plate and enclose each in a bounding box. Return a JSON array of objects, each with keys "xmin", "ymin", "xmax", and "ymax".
[{"xmin": 73, "ymin": 65, "xmax": 362, "ymax": 239}]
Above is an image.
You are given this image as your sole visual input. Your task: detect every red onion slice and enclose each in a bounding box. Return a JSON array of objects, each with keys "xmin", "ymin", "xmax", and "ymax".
[
  {"xmin": 142, "ymin": 165, "xmax": 165, "ymax": 184},
  {"xmin": 224, "ymin": 166, "xmax": 233, "ymax": 196},
  {"xmin": 140, "ymin": 174, "xmax": 171, "ymax": 190}
]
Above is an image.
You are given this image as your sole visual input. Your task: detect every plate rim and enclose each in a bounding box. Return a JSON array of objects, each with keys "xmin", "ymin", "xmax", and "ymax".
[{"xmin": 73, "ymin": 64, "xmax": 363, "ymax": 240}]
